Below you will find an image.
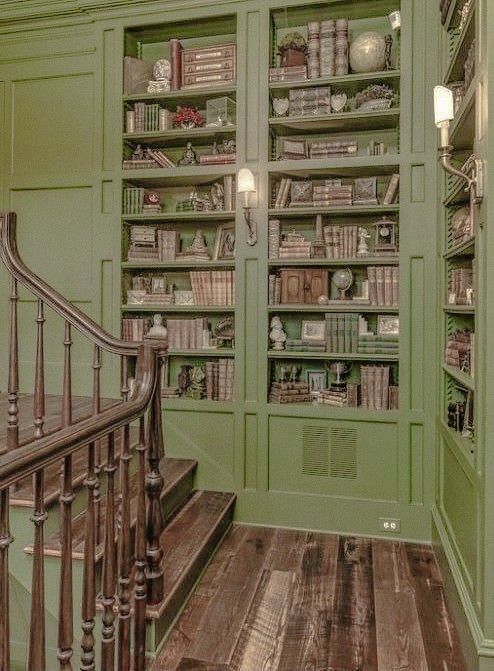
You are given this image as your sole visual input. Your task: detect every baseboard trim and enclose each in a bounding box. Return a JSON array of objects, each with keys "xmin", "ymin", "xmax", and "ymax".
[{"xmin": 432, "ymin": 506, "xmax": 494, "ymax": 670}]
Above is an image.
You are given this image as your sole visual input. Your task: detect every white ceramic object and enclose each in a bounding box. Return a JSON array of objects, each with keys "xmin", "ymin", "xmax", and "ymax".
[{"xmin": 349, "ymin": 31, "xmax": 386, "ymax": 73}]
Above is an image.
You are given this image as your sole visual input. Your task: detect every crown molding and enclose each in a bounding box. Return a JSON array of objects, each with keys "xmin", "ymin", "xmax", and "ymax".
[{"xmin": 0, "ymin": 0, "xmax": 245, "ymax": 29}]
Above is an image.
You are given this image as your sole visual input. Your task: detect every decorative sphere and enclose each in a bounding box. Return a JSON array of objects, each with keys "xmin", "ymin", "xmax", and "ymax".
[
  {"xmin": 332, "ymin": 268, "xmax": 353, "ymax": 291},
  {"xmin": 317, "ymin": 295, "xmax": 329, "ymax": 305},
  {"xmin": 349, "ymin": 31, "xmax": 386, "ymax": 73}
]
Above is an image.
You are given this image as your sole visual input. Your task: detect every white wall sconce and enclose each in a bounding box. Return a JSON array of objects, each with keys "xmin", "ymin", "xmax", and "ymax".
[
  {"xmin": 388, "ymin": 10, "xmax": 401, "ymax": 31},
  {"xmin": 237, "ymin": 167, "xmax": 257, "ymax": 245},
  {"xmin": 433, "ymin": 84, "xmax": 484, "ymax": 205}
]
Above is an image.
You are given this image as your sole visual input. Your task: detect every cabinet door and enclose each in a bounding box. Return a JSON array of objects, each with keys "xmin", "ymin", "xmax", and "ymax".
[
  {"xmin": 280, "ymin": 269, "xmax": 305, "ymax": 303},
  {"xmin": 305, "ymin": 269, "xmax": 328, "ymax": 303}
]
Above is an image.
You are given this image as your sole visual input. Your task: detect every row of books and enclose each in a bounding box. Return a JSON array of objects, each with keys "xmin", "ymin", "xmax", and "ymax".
[
  {"xmin": 126, "ymin": 103, "xmax": 173, "ymax": 133},
  {"xmin": 448, "ymin": 267, "xmax": 474, "ymax": 305},
  {"xmin": 287, "ymin": 86, "xmax": 331, "ymax": 117},
  {"xmin": 324, "ymin": 224, "xmax": 359, "ymax": 258},
  {"xmin": 272, "ymin": 175, "xmax": 400, "ymax": 209},
  {"xmin": 361, "ymin": 366, "xmax": 398, "ymax": 410},
  {"xmin": 190, "ymin": 270, "xmax": 235, "ymax": 306},
  {"xmin": 284, "ymin": 339, "xmax": 326, "ymax": 352},
  {"xmin": 166, "ymin": 317, "xmax": 227, "ymax": 351},
  {"xmin": 358, "ymin": 334, "xmax": 399, "ymax": 355},
  {"xmin": 277, "ymin": 137, "xmax": 358, "ymax": 161},
  {"xmin": 368, "ymin": 267, "xmax": 399, "ymax": 307},
  {"xmin": 122, "ymin": 317, "xmax": 151, "ymax": 341},
  {"xmin": 269, "ymin": 381, "xmax": 311, "ymax": 404},
  {"xmin": 445, "ymin": 329, "xmax": 474, "ymax": 376},
  {"xmin": 205, "ymin": 359, "xmax": 235, "ymax": 401}
]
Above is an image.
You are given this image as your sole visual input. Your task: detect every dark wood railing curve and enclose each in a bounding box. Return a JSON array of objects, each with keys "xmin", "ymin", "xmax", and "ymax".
[{"xmin": 0, "ymin": 211, "xmax": 167, "ymax": 671}]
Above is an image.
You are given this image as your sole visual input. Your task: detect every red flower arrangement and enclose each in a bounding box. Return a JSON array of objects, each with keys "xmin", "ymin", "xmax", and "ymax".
[{"xmin": 173, "ymin": 105, "xmax": 205, "ymax": 129}]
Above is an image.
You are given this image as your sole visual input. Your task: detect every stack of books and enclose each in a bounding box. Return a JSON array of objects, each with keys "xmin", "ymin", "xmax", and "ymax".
[
  {"xmin": 158, "ymin": 230, "xmax": 180, "ymax": 261},
  {"xmin": 285, "ymin": 339, "xmax": 326, "ymax": 352},
  {"xmin": 205, "ymin": 359, "xmax": 235, "ymax": 401},
  {"xmin": 167, "ymin": 317, "xmax": 217, "ymax": 350},
  {"xmin": 325, "ymin": 313, "xmax": 359, "ymax": 353},
  {"xmin": 162, "ymin": 386, "xmax": 180, "ymax": 399},
  {"xmin": 288, "ymin": 86, "xmax": 331, "ymax": 116},
  {"xmin": 383, "ymin": 174, "xmax": 400, "ymax": 204},
  {"xmin": 127, "ymin": 226, "xmax": 159, "ymax": 261},
  {"xmin": 358, "ymin": 334, "xmax": 399, "ymax": 355},
  {"xmin": 313, "ymin": 182, "xmax": 353, "ymax": 207},
  {"xmin": 122, "ymin": 318, "xmax": 150, "ymax": 341},
  {"xmin": 269, "ymin": 381, "xmax": 311, "ymax": 404},
  {"xmin": 309, "ymin": 138, "xmax": 358, "ymax": 158},
  {"xmin": 319, "ymin": 387, "xmax": 348, "ymax": 407},
  {"xmin": 182, "ymin": 44, "xmax": 236, "ymax": 89},
  {"xmin": 279, "ymin": 232, "xmax": 311, "ymax": 259},
  {"xmin": 360, "ymin": 365, "xmax": 393, "ymax": 410},
  {"xmin": 323, "ymin": 225, "xmax": 358, "ymax": 258},
  {"xmin": 199, "ymin": 152, "xmax": 236, "ymax": 166},
  {"xmin": 189, "ymin": 270, "xmax": 235, "ymax": 306},
  {"xmin": 367, "ymin": 266, "xmax": 399, "ymax": 307},
  {"xmin": 269, "ymin": 65, "xmax": 307, "ymax": 82},
  {"xmin": 268, "ymin": 219, "xmax": 281, "ymax": 259},
  {"xmin": 448, "ymin": 267, "xmax": 474, "ymax": 305},
  {"xmin": 268, "ymin": 274, "xmax": 282, "ymax": 304}
]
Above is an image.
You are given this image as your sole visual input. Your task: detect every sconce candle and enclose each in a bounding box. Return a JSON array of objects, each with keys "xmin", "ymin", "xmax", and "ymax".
[
  {"xmin": 388, "ymin": 10, "xmax": 401, "ymax": 31},
  {"xmin": 237, "ymin": 168, "xmax": 257, "ymax": 245}
]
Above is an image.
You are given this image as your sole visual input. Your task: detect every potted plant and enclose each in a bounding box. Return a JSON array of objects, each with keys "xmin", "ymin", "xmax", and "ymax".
[
  {"xmin": 278, "ymin": 32, "xmax": 307, "ymax": 67},
  {"xmin": 173, "ymin": 105, "xmax": 205, "ymax": 129}
]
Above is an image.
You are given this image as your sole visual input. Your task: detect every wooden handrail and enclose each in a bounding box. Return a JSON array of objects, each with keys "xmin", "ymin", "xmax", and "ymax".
[
  {"xmin": 0, "ymin": 342, "xmax": 159, "ymax": 490},
  {"xmin": 0, "ymin": 212, "xmax": 140, "ymax": 357}
]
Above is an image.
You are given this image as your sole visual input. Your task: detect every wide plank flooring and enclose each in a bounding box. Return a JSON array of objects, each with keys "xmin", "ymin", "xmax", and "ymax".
[{"xmin": 152, "ymin": 526, "xmax": 466, "ymax": 671}]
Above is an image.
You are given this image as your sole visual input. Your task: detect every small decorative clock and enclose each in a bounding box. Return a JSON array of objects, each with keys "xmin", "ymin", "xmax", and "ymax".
[{"xmin": 374, "ymin": 217, "xmax": 397, "ymax": 253}]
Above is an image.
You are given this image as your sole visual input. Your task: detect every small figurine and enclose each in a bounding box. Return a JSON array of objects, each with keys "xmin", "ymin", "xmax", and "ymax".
[
  {"xmin": 131, "ymin": 144, "xmax": 145, "ymax": 160},
  {"xmin": 188, "ymin": 366, "xmax": 206, "ymax": 400},
  {"xmin": 145, "ymin": 314, "xmax": 167, "ymax": 339},
  {"xmin": 289, "ymin": 364, "xmax": 301, "ymax": 383},
  {"xmin": 178, "ymin": 142, "xmax": 198, "ymax": 166},
  {"xmin": 277, "ymin": 364, "xmax": 288, "ymax": 383},
  {"xmin": 269, "ymin": 316, "xmax": 286, "ymax": 351},
  {"xmin": 357, "ymin": 227, "xmax": 371, "ymax": 256},
  {"xmin": 185, "ymin": 230, "xmax": 210, "ymax": 259},
  {"xmin": 210, "ymin": 182, "xmax": 225, "ymax": 210}
]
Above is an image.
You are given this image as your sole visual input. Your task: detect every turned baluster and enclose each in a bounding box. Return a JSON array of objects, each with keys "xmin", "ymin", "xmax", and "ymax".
[
  {"xmin": 92, "ymin": 346, "xmax": 102, "ymax": 547},
  {"xmin": 28, "ymin": 470, "xmax": 47, "ymax": 671},
  {"xmin": 146, "ymin": 349, "xmax": 165, "ymax": 604},
  {"xmin": 7, "ymin": 277, "xmax": 19, "ymax": 452},
  {"xmin": 133, "ymin": 416, "xmax": 147, "ymax": 670},
  {"xmin": 121, "ymin": 356, "xmax": 129, "ymax": 402},
  {"xmin": 57, "ymin": 455, "xmax": 74, "ymax": 670},
  {"xmin": 62, "ymin": 322, "xmax": 72, "ymax": 428},
  {"xmin": 117, "ymin": 424, "xmax": 132, "ymax": 670},
  {"xmin": 33, "ymin": 299, "xmax": 45, "ymax": 438},
  {"xmin": 101, "ymin": 431, "xmax": 117, "ymax": 668},
  {"xmin": 80, "ymin": 441, "xmax": 97, "ymax": 671},
  {"xmin": 0, "ymin": 489, "xmax": 13, "ymax": 671}
]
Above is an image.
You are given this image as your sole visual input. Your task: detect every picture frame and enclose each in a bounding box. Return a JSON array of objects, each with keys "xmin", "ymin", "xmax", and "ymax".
[
  {"xmin": 306, "ymin": 370, "xmax": 327, "ymax": 393},
  {"xmin": 377, "ymin": 315, "xmax": 399, "ymax": 336},
  {"xmin": 213, "ymin": 223, "xmax": 236, "ymax": 260},
  {"xmin": 301, "ymin": 320, "xmax": 326, "ymax": 342},
  {"xmin": 151, "ymin": 276, "xmax": 167, "ymax": 294}
]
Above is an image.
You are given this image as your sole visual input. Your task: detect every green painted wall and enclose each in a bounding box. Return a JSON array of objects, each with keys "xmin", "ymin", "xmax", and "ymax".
[{"xmin": 1, "ymin": 0, "xmax": 491, "ymax": 667}]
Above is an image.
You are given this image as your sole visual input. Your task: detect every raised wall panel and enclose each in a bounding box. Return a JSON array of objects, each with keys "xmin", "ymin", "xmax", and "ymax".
[
  {"xmin": 410, "ymin": 423, "xmax": 424, "ymax": 504},
  {"xmin": 268, "ymin": 416, "xmax": 398, "ymax": 501},
  {"xmin": 11, "ymin": 74, "xmax": 94, "ymax": 178},
  {"xmin": 409, "ymin": 257, "xmax": 425, "ymax": 412}
]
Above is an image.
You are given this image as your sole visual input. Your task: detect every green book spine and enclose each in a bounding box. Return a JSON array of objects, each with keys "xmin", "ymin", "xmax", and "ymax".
[
  {"xmin": 337, "ymin": 314, "xmax": 345, "ymax": 353},
  {"xmin": 344, "ymin": 314, "xmax": 351, "ymax": 353},
  {"xmin": 351, "ymin": 314, "xmax": 359, "ymax": 353}
]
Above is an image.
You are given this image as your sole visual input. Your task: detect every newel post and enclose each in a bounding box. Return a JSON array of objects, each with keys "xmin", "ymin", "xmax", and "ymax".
[{"xmin": 144, "ymin": 340, "xmax": 166, "ymax": 605}]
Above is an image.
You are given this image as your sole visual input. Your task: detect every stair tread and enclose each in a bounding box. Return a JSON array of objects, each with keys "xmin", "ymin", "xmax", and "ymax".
[
  {"xmin": 147, "ymin": 489, "xmax": 236, "ymax": 620},
  {"xmin": 26, "ymin": 457, "xmax": 197, "ymax": 558}
]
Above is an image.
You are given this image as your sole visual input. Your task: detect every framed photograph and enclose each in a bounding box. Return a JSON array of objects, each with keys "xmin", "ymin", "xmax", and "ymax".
[
  {"xmin": 213, "ymin": 223, "xmax": 235, "ymax": 260},
  {"xmin": 151, "ymin": 276, "xmax": 167, "ymax": 294},
  {"xmin": 377, "ymin": 315, "xmax": 399, "ymax": 336},
  {"xmin": 354, "ymin": 176, "xmax": 378, "ymax": 205},
  {"xmin": 306, "ymin": 370, "xmax": 327, "ymax": 393},
  {"xmin": 301, "ymin": 320, "xmax": 326, "ymax": 342}
]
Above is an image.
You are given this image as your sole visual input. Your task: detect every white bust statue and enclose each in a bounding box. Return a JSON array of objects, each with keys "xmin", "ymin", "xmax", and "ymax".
[
  {"xmin": 146, "ymin": 313, "xmax": 167, "ymax": 339},
  {"xmin": 269, "ymin": 316, "xmax": 286, "ymax": 351}
]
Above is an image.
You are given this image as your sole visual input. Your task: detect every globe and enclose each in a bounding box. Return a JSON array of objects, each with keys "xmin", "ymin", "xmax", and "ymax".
[
  {"xmin": 349, "ymin": 31, "xmax": 387, "ymax": 73},
  {"xmin": 332, "ymin": 268, "xmax": 353, "ymax": 300}
]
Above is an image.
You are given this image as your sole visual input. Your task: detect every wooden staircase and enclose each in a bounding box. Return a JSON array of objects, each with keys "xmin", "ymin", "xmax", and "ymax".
[{"xmin": 0, "ymin": 211, "xmax": 236, "ymax": 670}]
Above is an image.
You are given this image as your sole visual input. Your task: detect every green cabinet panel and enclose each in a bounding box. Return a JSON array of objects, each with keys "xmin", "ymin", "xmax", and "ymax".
[{"xmin": 268, "ymin": 415, "xmax": 398, "ymax": 501}]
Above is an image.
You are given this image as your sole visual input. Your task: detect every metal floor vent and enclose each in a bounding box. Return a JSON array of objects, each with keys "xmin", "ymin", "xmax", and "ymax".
[
  {"xmin": 302, "ymin": 425, "xmax": 329, "ymax": 477},
  {"xmin": 330, "ymin": 427, "xmax": 358, "ymax": 479}
]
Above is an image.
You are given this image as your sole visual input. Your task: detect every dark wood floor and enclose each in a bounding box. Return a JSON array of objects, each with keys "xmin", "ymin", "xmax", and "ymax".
[{"xmin": 152, "ymin": 525, "xmax": 466, "ymax": 671}]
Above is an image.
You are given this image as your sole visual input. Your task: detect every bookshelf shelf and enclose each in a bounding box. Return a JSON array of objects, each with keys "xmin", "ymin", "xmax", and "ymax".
[
  {"xmin": 123, "ymin": 84, "xmax": 237, "ymax": 105},
  {"xmin": 123, "ymin": 125, "xmax": 237, "ymax": 147},
  {"xmin": 443, "ymin": 178, "xmax": 470, "ymax": 207},
  {"xmin": 444, "ymin": 237, "xmax": 475, "ymax": 259},
  {"xmin": 267, "ymin": 156, "xmax": 399, "ymax": 176},
  {"xmin": 268, "ymin": 70, "xmax": 401, "ymax": 93},
  {"xmin": 268, "ymin": 204, "xmax": 400, "ymax": 218},
  {"xmin": 268, "ymin": 257, "xmax": 398, "ymax": 268},
  {"xmin": 449, "ymin": 76, "xmax": 476, "ymax": 151},
  {"xmin": 444, "ymin": 0, "xmax": 464, "ymax": 32},
  {"xmin": 444, "ymin": 5, "xmax": 475, "ymax": 84},
  {"xmin": 122, "ymin": 165, "xmax": 235, "ymax": 187},
  {"xmin": 122, "ymin": 260, "xmax": 236, "ymax": 270},
  {"xmin": 268, "ymin": 351, "xmax": 399, "ymax": 362},
  {"xmin": 169, "ymin": 349, "xmax": 235, "ymax": 357},
  {"xmin": 268, "ymin": 304, "xmax": 399, "ymax": 314},
  {"xmin": 443, "ymin": 363, "xmax": 475, "ymax": 391},
  {"xmin": 440, "ymin": 420, "xmax": 476, "ymax": 473},
  {"xmin": 269, "ymin": 109, "xmax": 400, "ymax": 134},
  {"xmin": 122, "ymin": 211, "xmax": 236, "ymax": 223},
  {"xmin": 443, "ymin": 304, "xmax": 475, "ymax": 314},
  {"xmin": 267, "ymin": 403, "xmax": 400, "ymax": 423},
  {"xmin": 122, "ymin": 304, "xmax": 235, "ymax": 313}
]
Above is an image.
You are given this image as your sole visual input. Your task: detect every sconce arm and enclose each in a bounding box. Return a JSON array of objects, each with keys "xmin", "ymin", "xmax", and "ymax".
[
  {"xmin": 438, "ymin": 146, "xmax": 474, "ymax": 188},
  {"xmin": 243, "ymin": 208, "xmax": 257, "ymax": 246}
]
